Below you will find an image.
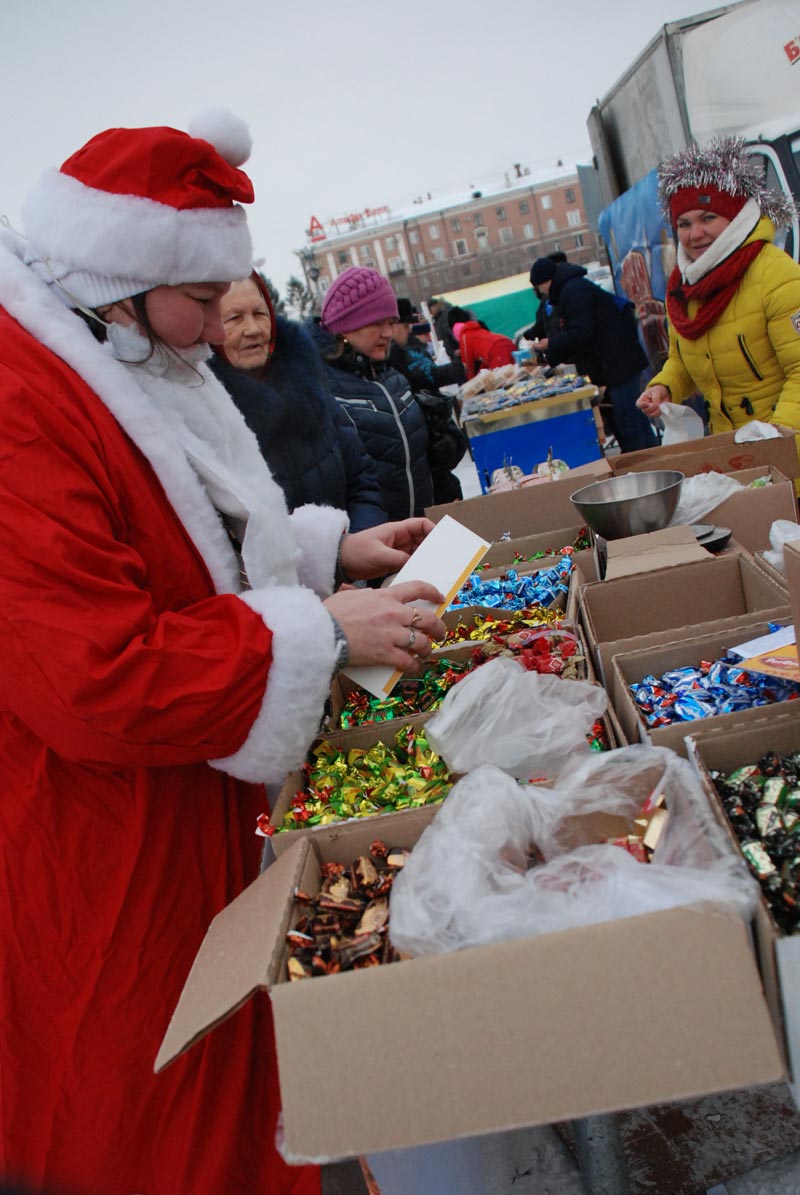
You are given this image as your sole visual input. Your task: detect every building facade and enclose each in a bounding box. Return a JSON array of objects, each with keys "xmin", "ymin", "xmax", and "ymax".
[{"xmin": 296, "ymin": 165, "xmax": 603, "ymax": 309}]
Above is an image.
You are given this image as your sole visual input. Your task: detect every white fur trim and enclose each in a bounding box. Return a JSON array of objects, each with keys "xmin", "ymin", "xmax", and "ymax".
[
  {"xmin": 678, "ymin": 198, "xmax": 761, "ymax": 285},
  {"xmin": 23, "ymin": 169, "xmax": 253, "ymax": 299},
  {"xmin": 188, "ymin": 110, "xmax": 252, "ymax": 167},
  {"xmin": 0, "ymin": 231, "xmax": 240, "ymax": 593},
  {"xmin": 210, "ymin": 587, "xmax": 336, "ymax": 783},
  {"xmin": 290, "ymin": 505, "xmax": 350, "ymax": 597}
]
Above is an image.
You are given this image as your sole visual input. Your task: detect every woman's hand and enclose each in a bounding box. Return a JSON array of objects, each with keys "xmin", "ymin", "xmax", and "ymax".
[
  {"xmin": 325, "ymin": 581, "xmax": 446, "ymax": 672},
  {"xmin": 636, "ymin": 383, "xmax": 670, "ymax": 419},
  {"xmin": 339, "ymin": 518, "xmax": 435, "ymax": 581},
  {"xmin": 530, "ymin": 338, "xmax": 549, "ymax": 352}
]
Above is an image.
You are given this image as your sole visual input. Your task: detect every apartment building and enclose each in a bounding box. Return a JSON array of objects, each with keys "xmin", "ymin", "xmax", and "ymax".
[{"xmin": 296, "ymin": 164, "xmax": 602, "ymax": 308}]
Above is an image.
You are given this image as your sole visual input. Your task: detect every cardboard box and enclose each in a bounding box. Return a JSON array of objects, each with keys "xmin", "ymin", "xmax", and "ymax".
[
  {"xmin": 268, "ymin": 714, "xmax": 447, "ymax": 857},
  {"xmin": 703, "ymin": 465, "xmax": 798, "ymax": 553},
  {"xmin": 786, "ymin": 539, "xmax": 800, "ymax": 632},
  {"xmin": 687, "ymin": 708, "xmax": 800, "ymax": 1099},
  {"xmin": 611, "ymin": 617, "xmax": 793, "ymax": 756},
  {"xmin": 426, "ymin": 464, "xmax": 611, "ymax": 541},
  {"xmin": 603, "ymin": 525, "xmax": 709, "ymax": 580},
  {"xmin": 580, "ymin": 554, "xmax": 790, "ymax": 686},
  {"xmin": 156, "ymin": 801, "xmax": 785, "ymax": 1163},
  {"xmin": 478, "ymin": 524, "xmax": 590, "ymax": 571},
  {"xmin": 608, "ymin": 426, "xmax": 800, "ymax": 482}
]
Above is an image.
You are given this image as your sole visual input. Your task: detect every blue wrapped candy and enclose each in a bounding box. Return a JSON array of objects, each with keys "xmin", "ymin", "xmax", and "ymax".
[
  {"xmin": 630, "ymin": 651, "xmax": 800, "ymax": 728},
  {"xmin": 448, "ymin": 557, "xmax": 572, "ymax": 612}
]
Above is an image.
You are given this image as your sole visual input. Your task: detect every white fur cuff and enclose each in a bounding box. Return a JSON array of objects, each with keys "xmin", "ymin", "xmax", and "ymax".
[
  {"xmin": 210, "ymin": 587, "xmax": 335, "ymax": 784},
  {"xmin": 290, "ymin": 505, "xmax": 349, "ymax": 597}
]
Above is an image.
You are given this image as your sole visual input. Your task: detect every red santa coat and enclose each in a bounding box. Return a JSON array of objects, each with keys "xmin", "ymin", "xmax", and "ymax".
[{"xmin": 0, "ymin": 237, "xmax": 347, "ymax": 1194}]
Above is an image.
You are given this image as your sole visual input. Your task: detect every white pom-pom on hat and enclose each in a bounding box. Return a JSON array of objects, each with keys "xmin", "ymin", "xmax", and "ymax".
[{"xmin": 188, "ymin": 109, "xmax": 252, "ymax": 167}]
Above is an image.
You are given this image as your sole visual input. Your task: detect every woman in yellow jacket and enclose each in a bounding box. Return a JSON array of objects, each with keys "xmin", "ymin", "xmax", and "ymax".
[{"xmin": 637, "ymin": 136, "xmax": 800, "ymax": 434}]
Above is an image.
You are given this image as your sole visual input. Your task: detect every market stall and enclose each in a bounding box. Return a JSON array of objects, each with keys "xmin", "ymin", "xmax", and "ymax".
[{"xmin": 458, "ymin": 363, "xmax": 602, "ymax": 491}]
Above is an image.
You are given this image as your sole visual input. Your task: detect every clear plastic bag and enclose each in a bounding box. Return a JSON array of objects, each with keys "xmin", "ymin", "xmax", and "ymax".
[
  {"xmin": 659, "ymin": 401, "xmax": 704, "ymax": 444},
  {"xmin": 389, "ymin": 746, "xmax": 758, "ymax": 958},
  {"xmin": 670, "ymin": 472, "xmax": 742, "ymax": 527},
  {"xmin": 424, "ymin": 656, "xmax": 607, "ymax": 779},
  {"xmin": 763, "ymin": 518, "xmax": 800, "ymax": 572},
  {"xmin": 734, "ymin": 420, "xmax": 781, "ymax": 442}
]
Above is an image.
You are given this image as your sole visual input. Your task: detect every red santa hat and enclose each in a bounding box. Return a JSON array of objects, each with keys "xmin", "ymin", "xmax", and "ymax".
[{"xmin": 23, "ymin": 110, "xmax": 256, "ymax": 308}]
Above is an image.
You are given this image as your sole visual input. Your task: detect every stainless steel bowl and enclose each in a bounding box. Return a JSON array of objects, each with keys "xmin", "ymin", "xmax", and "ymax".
[{"xmin": 569, "ymin": 470, "xmax": 684, "ymax": 540}]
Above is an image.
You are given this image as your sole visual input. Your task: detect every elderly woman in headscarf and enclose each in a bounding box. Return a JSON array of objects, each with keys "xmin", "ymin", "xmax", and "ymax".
[{"xmin": 637, "ymin": 135, "xmax": 800, "ymax": 433}]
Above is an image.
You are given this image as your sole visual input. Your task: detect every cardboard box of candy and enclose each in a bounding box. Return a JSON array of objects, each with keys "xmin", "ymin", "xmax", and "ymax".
[
  {"xmin": 476, "ymin": 524, "xmax": 592, "ymax": 572},
  {"xmin": 580, "ymin": 553, "xmax": 790, "ymax": 686},
  {"xmin": 610, "ymin": 616, "xmax": 795, "ymax": 757},
  {"xmin": 266, "ymin": 714, "xmax": 451, "ymax": 858},
  {"xmin": 155, "ymin": 776, "xmax": 785, "ymax": 1163},
  {"xmin": 687, "ymin": 708, "xmax": 800, "ymax": 1102},
  {"xmin": 608, "ymin": 426, "xmax": 800, "ymax": 483},
  {"xmin": 329, "ymin": 628, "xmax": 592, "ymax": 730},
  {"xmin": 704, "ymin": 466, "xmax": 798, "ymax": 553}
]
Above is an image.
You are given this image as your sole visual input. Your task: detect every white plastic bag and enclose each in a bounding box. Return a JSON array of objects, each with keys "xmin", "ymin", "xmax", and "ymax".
[
  {"xmin": 763, "ymin": 518, "xmax": 800, "ymax": 572},
  {"xmin": 424, "ymin": 657, "xmax": 607, "ymax": 779},
  {"xmin": 389, "ymin": 747, "xmax": 758, "ymax": 958},
  {"xmin": 669, "ymin": 472, "xmax": 742, "ymax": 526},
  {"xmin": 734, "ymin": 420, "xmax": 781, "ymax": 442},
  {"xmin": 659, "ymin": 401, "xmax": 704, "ymax": 444}
]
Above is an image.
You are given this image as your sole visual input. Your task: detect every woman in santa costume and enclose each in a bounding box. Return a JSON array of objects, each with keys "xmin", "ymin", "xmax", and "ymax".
[
  {"xmin": 637, "ymin": 135, "xmax": 800, "ymax": 433},
  {"xmin": 0, "ymin": 112, "xmax": 444, "ymax": 1195}
]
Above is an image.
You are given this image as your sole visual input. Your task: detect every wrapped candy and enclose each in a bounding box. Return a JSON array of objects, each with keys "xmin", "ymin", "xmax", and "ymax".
[
  {"xmin": 437, "ymin": 604, "xmax": 562, "ymax": 647},
  {"xmin": 630, "ymin": 654, "xmax": 800, "ymax": 729},
  {"xmin": 449, "ymin": 557, "xmax": 572, "ymax": 612},
  {"xmin": 713, "ymin": 750, "xmax": 800, "ymax": 934},
  {"xmin": 264, "ymin": 723, "xmax": 452, "ymax": 834},
  {"xmin": 479, "ymin": 526, "xmax": 592, "ymax": 570}
]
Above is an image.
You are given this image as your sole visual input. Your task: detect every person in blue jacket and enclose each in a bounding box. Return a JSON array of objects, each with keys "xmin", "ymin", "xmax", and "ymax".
[
  {"xmin": 529, "ymin": 257, "xmax": 657, "ymax": 453},
  {"xmin": 309, "ymin": 267, "xmax": 433, "ymax": 521},
  {"xmin": 212, "ymin": 273, "xmax": 387, "ymax": 531}
]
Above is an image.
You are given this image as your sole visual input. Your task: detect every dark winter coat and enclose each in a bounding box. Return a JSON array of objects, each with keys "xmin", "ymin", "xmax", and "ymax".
[
  {"xmin": 387, "ymin": 338, "xmax": 468, "ymax": 504},
  {"xmin": 545, "ymin": 263, "xmax": 647, "ymax": 386},
  {"xmin": 309, "ymin": 322, "xmax": 433, "ymax": 521},
  {"xmin": 211, "ymin": 317, "xmax": 386, "ymax": 532}
]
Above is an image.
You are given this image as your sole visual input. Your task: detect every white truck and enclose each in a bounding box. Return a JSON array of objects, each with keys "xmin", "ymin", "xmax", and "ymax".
[{"xmin": 586, "ymin": 0, "xmax": 800, "ymax": 367}]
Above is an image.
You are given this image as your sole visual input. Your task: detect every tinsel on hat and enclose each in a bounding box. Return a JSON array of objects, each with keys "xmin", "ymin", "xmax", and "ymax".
[{"xmin": 658, "ymin": 135, "xmax": 796, "ymax": 229}]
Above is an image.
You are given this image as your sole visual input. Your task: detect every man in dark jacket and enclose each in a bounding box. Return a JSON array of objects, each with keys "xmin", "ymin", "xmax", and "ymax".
[{"xmin": 529, "ymin": 258, "xmax": 657, "ymax": 453}]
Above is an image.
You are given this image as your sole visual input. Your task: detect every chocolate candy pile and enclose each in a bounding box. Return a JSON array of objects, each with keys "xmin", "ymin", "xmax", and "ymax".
[
  {"xmin": 480, "ymin": 526, "xmax": 591, "ymax": 570},
  {"xmin": 286, "ymin": 841, "xmax": 409, "ymax": 979},
  {"xmin": 631, "ymin": 655, "xmax": 800, "ymax": 728},
  {"xmin": 438, "ymin": 604, "xmax": 562, "ymax": 647},
  {"xmin": 713, "ymin": 753, "xmax": 800, "ymax": 933},
  {"xmin": 270, "ymin": 723, "xmax": 451, "ymax": 833},
  {"xmin": 449, "ymin": 557, "xmax": 571, "ymax": 611}
]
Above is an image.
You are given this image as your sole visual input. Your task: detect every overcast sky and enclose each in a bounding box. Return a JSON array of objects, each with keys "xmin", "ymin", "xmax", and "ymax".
[{"xmin": 3, "ymin": 0, "xmax": 728, "ymax": 295}]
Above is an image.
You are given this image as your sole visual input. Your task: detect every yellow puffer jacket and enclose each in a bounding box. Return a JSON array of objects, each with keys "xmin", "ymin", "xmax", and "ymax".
[{"xmin": 651, "ymin": 217, "xmax": 800, "ymax": 434}]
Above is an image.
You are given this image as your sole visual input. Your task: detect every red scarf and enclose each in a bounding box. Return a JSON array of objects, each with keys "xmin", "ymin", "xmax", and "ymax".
[{"xmin": 666, "ymin": 239, "xmax": 764, "ymax": 340}]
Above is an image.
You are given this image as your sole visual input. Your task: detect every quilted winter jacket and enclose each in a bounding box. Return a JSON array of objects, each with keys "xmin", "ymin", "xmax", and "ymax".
[
  {"xmin": 210, "ymin": 318, "xmax": 387, "ymax": 532},
  {"xmin": 651, "ymin": 218, "xmax": 800, "ymax": 433},
  {"xmin": 309, "ymin": 322, "xmax": 433, "ymax": 521}
]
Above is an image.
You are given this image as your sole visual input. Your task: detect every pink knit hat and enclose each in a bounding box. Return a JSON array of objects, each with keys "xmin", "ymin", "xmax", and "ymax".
[{"xmin": 321, "ymin": 266, "xmax": 398, "ymax": 334}]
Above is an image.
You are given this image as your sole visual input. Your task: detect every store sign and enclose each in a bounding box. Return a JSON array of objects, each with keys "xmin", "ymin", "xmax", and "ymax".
[{"xmin": 306, "ymin": 206, "xmax": 391, "ymax": 242}]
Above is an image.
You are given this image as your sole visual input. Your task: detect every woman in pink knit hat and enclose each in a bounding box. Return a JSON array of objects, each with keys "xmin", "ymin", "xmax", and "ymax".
[{"xmin": 310, "ymin": 266, "xmax": 435, "ymax": 520}]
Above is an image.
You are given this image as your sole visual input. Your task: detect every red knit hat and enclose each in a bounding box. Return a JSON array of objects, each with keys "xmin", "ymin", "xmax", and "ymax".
[
  {"xmin": 668, "ymin": 185, "xmax": 748, "ymax": 225},
  {"xmin": 321, "ymin": 266, "xmax": 398, "ymax": 334},
  {"xmin": 23, "ymin": 110, "xmax": 255, "ymax": 308},
  {"xmin": 658, "ymin": 136, "xmax": 796, "ymax": 231}
]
